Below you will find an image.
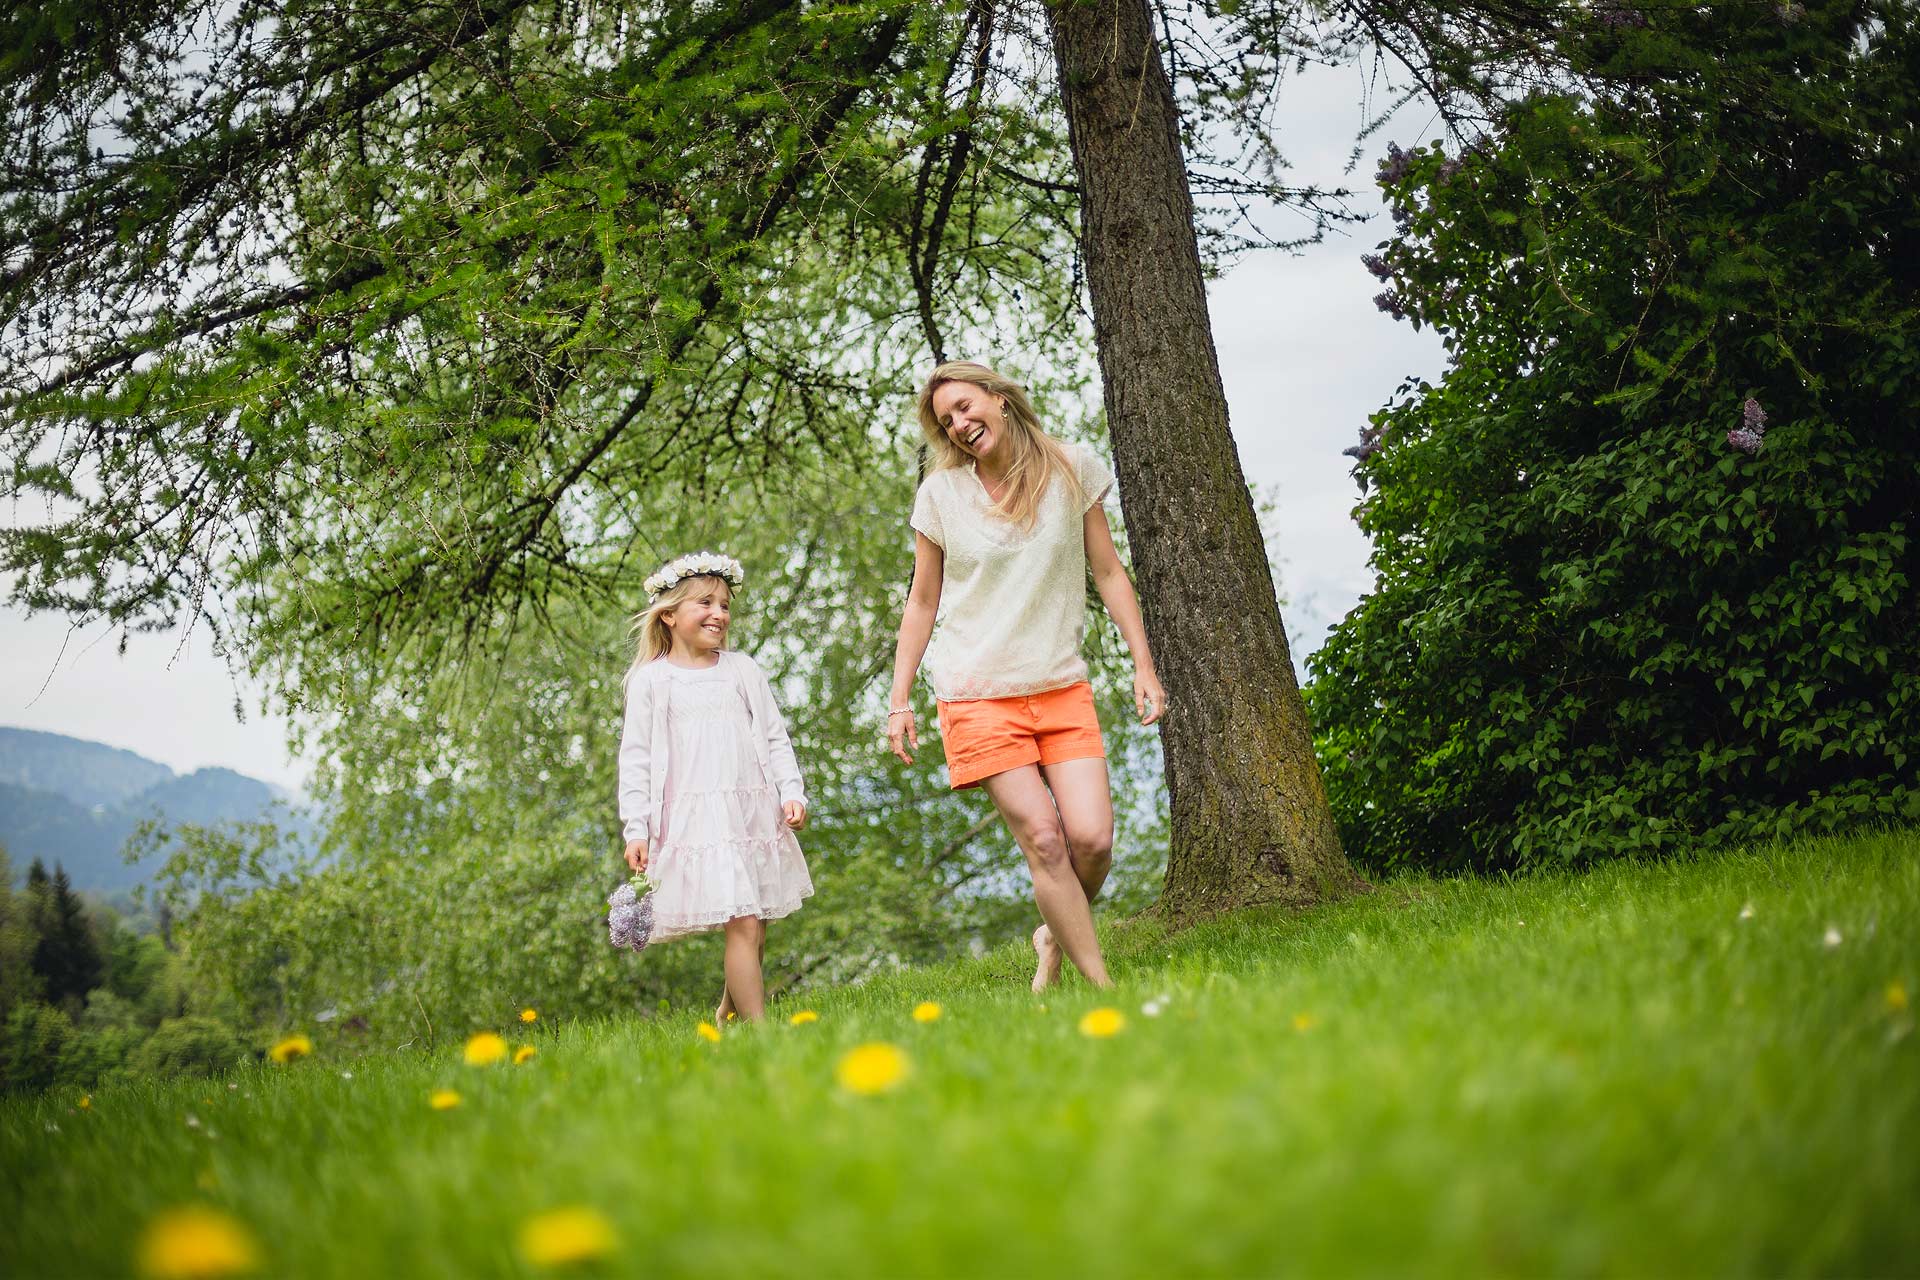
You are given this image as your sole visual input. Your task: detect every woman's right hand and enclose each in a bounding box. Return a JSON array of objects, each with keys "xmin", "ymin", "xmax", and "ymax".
[
  {"xmin": 887, "ymin": 709, "xmax": 918, "ymax": 765},
  {"xmin": 623, "ymin": 840, "xmax": 648, "ymax": 873}
]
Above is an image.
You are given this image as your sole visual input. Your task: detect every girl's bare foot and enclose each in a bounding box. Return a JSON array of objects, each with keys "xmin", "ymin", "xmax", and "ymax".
[
  {"xmin": 715, "ymin": 986, "xmax": 735, "ymax": 1026},
  {"xmin": 1031, "ymin": 924, "xmax": 1063, "ymax": 993}
]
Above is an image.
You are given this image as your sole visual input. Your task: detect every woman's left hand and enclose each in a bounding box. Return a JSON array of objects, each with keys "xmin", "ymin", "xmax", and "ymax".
[
  {"xmin": 782, "ymin": 801, "xmax": 807, "ymax": 830},
  {"xmin": 1134, "ymin": 669, "xmax": 1167, "ymax": 726}
]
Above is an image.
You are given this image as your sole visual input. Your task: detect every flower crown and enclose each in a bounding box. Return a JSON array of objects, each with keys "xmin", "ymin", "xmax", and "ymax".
[{"xmin": 645, "ymin": 552, "xmax": 745, "ymax": 603}]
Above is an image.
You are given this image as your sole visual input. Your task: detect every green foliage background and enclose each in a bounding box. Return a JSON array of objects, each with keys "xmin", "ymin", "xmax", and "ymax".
[{"xmin": 1310, "ymin": 1, "xmax": 1920, "ymax": 871}]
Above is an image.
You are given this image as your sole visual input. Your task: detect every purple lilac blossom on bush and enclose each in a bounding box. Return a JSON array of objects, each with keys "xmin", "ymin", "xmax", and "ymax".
[
  {"xmin": 1344, "ymin": 423, "xmax": 1384, "ymax": 463},
  {"xmin": 1594, "ymin": 0, "xmax": 1648, "ymax": 29},
  {"xmin": 1377, "ymin": 142, "xmax": 1414, "ymax": 186},
  {"xmin": 1727, "ymin": 396, "xmax": 1768, "ymax": 455}
]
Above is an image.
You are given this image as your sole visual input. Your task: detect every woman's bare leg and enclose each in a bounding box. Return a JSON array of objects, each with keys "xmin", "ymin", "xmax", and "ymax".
[
  {"xmin": 1027, "ymin": 757, "xmax": 1118, "ymax": 989},
  {"xmin": 982, "ymin": 765, "xmax": 1113, "ymax": 990},
  {"xmin": 1041, "ymin": 756, "xmax": 1116, "ymax": 901},
  {"xmin": 720, "ymin": 916, "xmax": 767, "ymax": 1022}
]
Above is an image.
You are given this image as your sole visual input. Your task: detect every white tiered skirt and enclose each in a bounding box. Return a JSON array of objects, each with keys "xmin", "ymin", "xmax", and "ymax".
[{"xmin": 649, "ymin": 678, "xmax": 812, "ymax": 941}]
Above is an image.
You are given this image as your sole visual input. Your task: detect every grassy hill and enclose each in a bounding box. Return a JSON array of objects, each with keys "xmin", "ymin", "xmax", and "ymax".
[{"xmin": 4, "ymin": 828, "xmax": 1915, "ymax": 1277}]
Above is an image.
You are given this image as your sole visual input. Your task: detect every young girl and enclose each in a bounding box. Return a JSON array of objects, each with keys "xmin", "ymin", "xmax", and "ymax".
[{"xmin": 618, "ymin": 552, "xmax": 812, "ymax": 1024}]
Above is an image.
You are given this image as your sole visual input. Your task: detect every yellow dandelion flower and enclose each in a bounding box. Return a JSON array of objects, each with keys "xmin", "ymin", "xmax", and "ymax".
[
  {"xmin": 517, "ymin": 1206, "xmax": 617, "ymax": 1268},
  {"xmin": 135, "ymin": 1205, "xmax": 261, "ymax": 1279},
  {"xmin": 463, "ymin": 1032, "xmax": 509, "ymax": 1066},
  {"xmin": 1890, "ymin": 981, "xmax": 1910, "ymax": 1013},
  {"xmin": 1292, "ymin": 1012, "xmax": 1319, "ymax": 1032},
  {"xmin": 912, "ymin": 1001, "xmax": 943, "ymax": 1023},
  {"xmin": 695, "ymin": 1021, "xmax": 722, "ymax": 1043},
  {"xmin": 78, "ymin": 1094, "xmax": 92, "ymax": 1110},
  {"xmin": 836, "ymin": 1042, "xmax": 910, "ymax": 1095},
  {"xmin": 429, "ymin": 1088, "xmax": 462, "ymax": 1110},
  {"xmin": 789, "ymin": 1010, "xmax": 819, "ymax": 1026},
  {"xmin": 267, "ymin": 1034, "xmax": 312, "ymax": 1065},
  {"xmin": 1078, "ymin": 1007, "xmax": 1126, "ymax": 1038},
  {"xmin": 513, "ymin": 1045, "xmax": 538, "ymax": 1065},
  {"xmin": 520, "ymin": 1007, "xmax": 539, "ymax": 1023}
]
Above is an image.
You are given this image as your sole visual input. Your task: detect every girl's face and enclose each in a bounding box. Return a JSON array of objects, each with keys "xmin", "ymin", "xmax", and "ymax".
[
  {"xmin": 663, "ymin": 579, "xmax": 731, "ymax": 656},
  {"xmin": 931, "ymin": 380, "xmax": 1007, "ymax": 463}
]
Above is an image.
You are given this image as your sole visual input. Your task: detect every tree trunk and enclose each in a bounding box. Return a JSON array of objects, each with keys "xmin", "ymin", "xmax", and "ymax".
[{"xmin": 1047, "ymin": 0, "xmax": 1359, "ymax": 921}]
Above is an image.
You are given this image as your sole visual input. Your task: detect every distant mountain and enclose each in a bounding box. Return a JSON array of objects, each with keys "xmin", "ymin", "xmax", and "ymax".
[
  {"xmin": 0, "ymin": 729, "xmax": 299, "ymax": 893},
  {"xmin": 0, "ymin": 727, "xmax": 175, "ymax": 808}
]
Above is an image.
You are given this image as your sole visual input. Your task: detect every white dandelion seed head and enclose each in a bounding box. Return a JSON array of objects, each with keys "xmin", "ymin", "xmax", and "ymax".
[
  {"xmin": 1822, "ymin": 926, "xmax": 1843, "ymax": 949},
  {"xmin": 1738, "ymin": 903, "xmax": 1755, "ymax": 920}
]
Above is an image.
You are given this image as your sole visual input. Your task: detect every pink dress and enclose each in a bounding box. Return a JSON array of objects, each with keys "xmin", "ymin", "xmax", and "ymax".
[{"xmin": 646, "ymin": 661, "xmax": 813, "ymax": 941}]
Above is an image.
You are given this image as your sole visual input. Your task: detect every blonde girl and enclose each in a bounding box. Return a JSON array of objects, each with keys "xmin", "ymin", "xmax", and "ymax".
[{"xmin": 618, "ymin": 553, "xmax": 811, "ymax": 1024}]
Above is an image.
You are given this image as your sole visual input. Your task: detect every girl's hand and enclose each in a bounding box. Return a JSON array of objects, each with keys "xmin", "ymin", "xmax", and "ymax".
[
  {"xmin": 1134, "ymin": 670, "xmax": 1167, "ymax": 726},
  {"xmin": 782, "ymin": 801, "xmax": 807, "ymax": 830},
  {"xmin": 624, "ymin": 840, "xmax": 649, "ymax": 873},
  {"xmin": 887, "ymin": 708, "xmax": 918, "ymax": 764}
]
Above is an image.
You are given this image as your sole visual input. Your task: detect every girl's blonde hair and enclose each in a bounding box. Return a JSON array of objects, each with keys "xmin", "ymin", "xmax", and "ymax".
[
  {"xmin": 916, "ymin": 360, "xmax": 1082, "ymax": 529},
  {"xmin": 627, "ymin": 574, "xmax": 733, "ymax": 669}
]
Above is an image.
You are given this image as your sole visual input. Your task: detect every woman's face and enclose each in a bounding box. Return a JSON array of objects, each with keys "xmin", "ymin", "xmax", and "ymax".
[{"xmin": 930, "ymin": 380, "xmax": 1007, "ymax": 463}]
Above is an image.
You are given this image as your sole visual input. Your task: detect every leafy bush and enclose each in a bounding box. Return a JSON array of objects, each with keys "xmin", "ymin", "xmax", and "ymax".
[
  {"xmin": 131, "ymin": 1016, "xmax": 248, "ymax": 1081},
  {"xmin": 1311, "ymin": 2, "xmax": 1920, "ymax": 870},
  {"xmin": 1, "ymin": 1002, "xmax": 72, "ymax": 1093}
]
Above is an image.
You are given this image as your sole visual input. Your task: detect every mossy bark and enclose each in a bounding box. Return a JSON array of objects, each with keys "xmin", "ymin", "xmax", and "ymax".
[{"xmin": 1047, "ymin": 0, "xmax": 1360, "ymax": 922}]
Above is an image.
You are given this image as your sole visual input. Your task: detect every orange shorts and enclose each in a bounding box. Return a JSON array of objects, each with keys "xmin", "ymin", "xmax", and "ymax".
[{"xmin": 936, "ymin": 681, "xmax": 1106, "ymax": 789}]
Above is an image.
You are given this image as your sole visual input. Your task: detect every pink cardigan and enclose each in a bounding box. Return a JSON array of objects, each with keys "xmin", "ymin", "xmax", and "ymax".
[{"xmin": 616, "ymin": 650, "xmax": 808, "ymax": 846}]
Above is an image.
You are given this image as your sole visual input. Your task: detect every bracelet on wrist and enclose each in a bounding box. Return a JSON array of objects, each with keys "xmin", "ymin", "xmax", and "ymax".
[{"xmin": 887, "ymin": 707, "xmax": 913, "ymax": 718}]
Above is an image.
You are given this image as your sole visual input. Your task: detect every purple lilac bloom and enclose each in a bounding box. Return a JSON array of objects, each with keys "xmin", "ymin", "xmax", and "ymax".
[
  {"xmin": 1373, "ymin": 290, "xmax": 1407, "ymax": 321},
  {"xmin": 1776, "ymin": 1, "xmax": 1806, "ymax": 23},
  {"xmin": 1362, "ymin": 252, "xmax": 1392, "ymax": 281},
  {"xmin": 1376, "ymin": 142, "xmax": 1414, "ymax": 186},
  {"xmin": 1743, "ymin": 396, "xmax": 1767, "ymax": 432},
  {"xmin": 1594, "ymin": 0, "xmax": 1648, "ymax": 29},
  {"xmin": 1437, "ymin": 156, "xmax": 1465, "ymax": 184},
  {"xmin": 1727, "ymin": 428, "xmax": 1764, "ymax": 456},
  {"xmin": 607, "ymin": 881, "xmax": 655, "ymax": 951},
  {"xmin": 1344, "ymin": 424, "xmax": 1384, "ymax": 462}
]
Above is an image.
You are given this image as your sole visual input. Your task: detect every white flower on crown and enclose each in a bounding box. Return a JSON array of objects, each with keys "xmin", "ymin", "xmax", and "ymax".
[{"xmin": 645, "ymin": 551, "xmax": 745, "ymax": 602}]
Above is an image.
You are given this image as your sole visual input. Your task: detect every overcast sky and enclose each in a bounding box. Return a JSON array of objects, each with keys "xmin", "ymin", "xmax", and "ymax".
[{"xmin": 0, "ymin": 60, "xmax": 1447, "ymax": 793}]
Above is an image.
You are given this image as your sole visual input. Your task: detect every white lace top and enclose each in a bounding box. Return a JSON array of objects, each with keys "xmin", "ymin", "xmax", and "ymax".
[{"xmin": 910, "ymin": 440, "xmax": 1116, "ymax": 702}]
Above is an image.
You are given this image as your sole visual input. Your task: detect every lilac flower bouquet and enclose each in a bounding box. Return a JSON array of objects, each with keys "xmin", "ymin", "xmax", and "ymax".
[{"xmin": 607, "ymin": 871, "xmax": 657, "ymax": 952}]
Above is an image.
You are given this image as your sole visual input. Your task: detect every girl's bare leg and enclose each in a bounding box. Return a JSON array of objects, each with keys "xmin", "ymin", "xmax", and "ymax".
[
  {"xmin": 715, "ymin": 929, "xmax": 768, "ymax": 1023},
  {"xmin": 720, "ymin": 916, "xmax": 767, "ymax": 1022},
  {"xmin": 981, "ymin": 765, "xmax": 1113, "ymax": 991}
]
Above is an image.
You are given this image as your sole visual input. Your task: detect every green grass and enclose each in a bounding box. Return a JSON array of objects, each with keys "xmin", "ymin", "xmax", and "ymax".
[{"xmin": 6, "ymin": 828, "xmax": 1918, "ymax": 1278}]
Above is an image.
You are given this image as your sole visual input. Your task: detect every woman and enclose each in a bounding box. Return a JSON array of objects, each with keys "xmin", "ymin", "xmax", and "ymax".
[{"xmin": 887, "ymin": 360, "xmax": 1165, "ymax": 991}]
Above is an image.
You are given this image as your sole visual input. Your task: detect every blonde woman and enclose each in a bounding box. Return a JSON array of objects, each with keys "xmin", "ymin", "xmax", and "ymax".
[
  {"xmin": 618, "ymin": 553, "xmax": 812, "ymax": 1024},
  {"xmin": 887, "ymin": 361, "xmax": 1165, "ymax": 991}
]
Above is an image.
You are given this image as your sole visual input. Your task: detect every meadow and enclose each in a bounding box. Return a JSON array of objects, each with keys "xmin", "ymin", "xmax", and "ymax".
[{"xmin": 4, "ymin": 827, "xmax": 1915, "ymax": 1278}]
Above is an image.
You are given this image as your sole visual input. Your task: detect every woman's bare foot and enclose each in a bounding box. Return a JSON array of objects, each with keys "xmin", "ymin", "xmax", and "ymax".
[
  {"xmin": 1031, "ymin": 924, "xmax": 1063, "ymax": 993},
  {"xmin": 714, "ymin": 986, "xmax": 735, "ymax": 1026}
]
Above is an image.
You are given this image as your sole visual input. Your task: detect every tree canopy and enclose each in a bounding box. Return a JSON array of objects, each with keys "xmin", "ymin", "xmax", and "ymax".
[{"xmin": 1310, "ymin": 0, "xmax": 1920, "ymax": 870}]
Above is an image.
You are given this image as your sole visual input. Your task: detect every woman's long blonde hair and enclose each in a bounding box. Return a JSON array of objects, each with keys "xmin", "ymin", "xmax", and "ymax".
[
  {"xmin": 917, "ymin": 361, "xmax": 1082, "ymax": 529},
  {"xmin": 627, "ymin": 575, "xmax": 733, "ymax": 670}
]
